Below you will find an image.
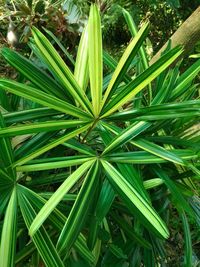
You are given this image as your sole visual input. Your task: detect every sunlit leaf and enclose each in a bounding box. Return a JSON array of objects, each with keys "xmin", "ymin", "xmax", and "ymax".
[
  {"xmin": 29, "ymin": 160, "xmax": 94, "ymax": 236},
  {"xmin": 88, "ymin": 4, "xmax": 103, "ymax": 116},
  {"xmin": 0, "ymin": 187, "xmax": 17, "ymax": 267}
]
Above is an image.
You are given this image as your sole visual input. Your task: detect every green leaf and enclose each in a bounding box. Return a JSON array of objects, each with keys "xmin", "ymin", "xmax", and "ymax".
[
  {"xmin": 108, "ymin": 100, "xmax": 200, "ymax": 121},
  {"xmin": 108, "ymin": 149, "xmax": 197, "ymax": 164},
  {"xmin": 101, "ymin": 160, "xmax": 169, "ymax": 239},
  {"xmin": 110, "ymin": 212, "xmax": 151, "ymax": 249},
  {"xmin": 117, "ymin": 163, "xmax": 150, "ymax": 202},
  {"xmin": 32, "ymin": 27, "xmax": 92, "ymax": 113},
  {"xmin": 87, "ymin": 179, "xmax": 115, "ymax": 250},
  {"xmin": 123, "ymin": 9, "xmax": 152, "ymax": 103},
  {"xmin": 181, "ymin": 212, "xmax": 192, "ymax": 267},
  {"xmin": 146, "ymin": 135, "xmax": 198, "ymax": 149},
  {"xmin": 14, "ymin": 132, "xmax": 56, "ymax": 161},
  {"xmin": 74, "ymin": 24, "xmax": 89, "ymax": 92},
  {"xmin": 102, "ymin": 121, "xmax": 151, "ymax": 155},
  {"xmin": 1, "ymin": 48, "xmax": 67, "ymax": 101},
  {"xmin": 0, "ymin": 187, "xmax": 17, "ymax": 267},
  {"xmin": 0, "ymin": 168, "xmax": 13, "ymax": 181},
  {"xmin": 143, "ymin": 178, "xmax": 164, "ymax": 189},
  {"xmin": 56, "ymin": 160, "xmax": 100, "ymax": 254},
  {"xmin": 18, "ymin": 188, "xmax": 65, "ymax": 267},
  {"xmin": 101, "ymin": 46, "xmax": 183, "ymax": 117},
  {"xmin": 3, "ymin": 107, "xmax": 60, "ymax": 125},
  {"xmin": 101, "ymin": 122, "xmax": 198, "ymax": 167},
  {"xmin": 0, "ymin": 80, "xmax": 92, "ymax": 120},
  {"xmin": 63, "ymin": 139, "xmax": 96, "ymax": 156},
  {"xmin": 39, "ymin": 192, "xmax": 76, "ymax": 202},
  {"xmin": 123, "ymin": 9, "xmax": 149, "ymax": 72},
  {"xmin": 0, "ymin": 120, "xmax": 86, "ymax": 137},
  {"xmin": 0, "ymin": 112, "xmax": 15, "ymax": 179},
  {"xmin": 88, "ymin": 4, "xmax": 103, "ymax": 116},
  {"xmin": 103, "ymin": 51, "xmax": 131, "ymax": 84},
  {"xmin": 152, "ymin": 66, "xmax": 179, "ymax": 105},
  {"xmin": 132, "ymin": 138, "xmax": 188, "ymax": 166},
  {"xmin": 29, "ymin": 160, "xmax": 94, "ymax": 236},
  {"xmin": 120, "ymin": 109, "xmax": 200, "ymax": 121},
  {"xmin": 13, "ymin": 123, "xmax": 92, "ymax": 166},
  {"xmin": 0, "ymin": 184, "xmax": 13, "ymax": 215},
  {"xmin": 18, "ymin": 184, "xmax": 95, "ymax": 264},
  {"xmin": 0, "ymin": 89, "xmax": 10, "ymax": 110},
  {"xmin": 153, "ymin": 167, "xmax": 193, "ymax": 215},
  {"xmin": 16, "ymin": 155, "xmax": 93, "ymax": 172},
  {"xmin": 44, "ymin": 28, "xmax": 75, "ymax": 66},
  {"xmin": 15, "ymin": 241, "xmax": 36, "ymax": 265},
  {"xmin": 101, "ymin": 122, "xmax": 150, "ymax": 201},
  {"xmin": 172, "ymin": 58, "xmax": 200, "ymax": 99},
  {"xmin": 26, "ymin": 172, "xmax": 70, "ymax": 186},
  {"xmin": 101, "ymin": 22, "xmax": 149, "ymax": 108},
  {"xmin": 108, "ymin": 244, "xmax": 127, "ymax": 260}
]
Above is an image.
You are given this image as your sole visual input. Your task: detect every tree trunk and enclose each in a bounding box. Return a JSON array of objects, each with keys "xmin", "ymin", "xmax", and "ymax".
[{"xmin": 150, "ymin": 6, "xmax": 200, "ymax": 65}]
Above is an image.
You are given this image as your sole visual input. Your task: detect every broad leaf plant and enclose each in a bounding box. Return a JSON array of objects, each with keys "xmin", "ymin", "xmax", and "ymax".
[{"xmin": 0, "ymin": 4, "xmax": 200, "ymax": 267}]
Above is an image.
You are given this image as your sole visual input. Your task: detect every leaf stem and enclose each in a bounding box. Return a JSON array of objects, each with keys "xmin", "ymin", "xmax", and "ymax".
[{"xmin": 82, "ymin": 118, "xmax": 99, "ymax": 143}]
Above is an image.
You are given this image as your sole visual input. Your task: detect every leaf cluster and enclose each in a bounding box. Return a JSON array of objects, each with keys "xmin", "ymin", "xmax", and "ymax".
[{"xmin": 0, "ymin": 4, "xmax": 200, "ymax": 266}]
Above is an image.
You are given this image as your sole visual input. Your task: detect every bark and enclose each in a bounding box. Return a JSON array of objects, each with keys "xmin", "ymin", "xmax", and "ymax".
[{"xmin": 150, "ymin": 6, "xmax": 200, "ymax": 65}]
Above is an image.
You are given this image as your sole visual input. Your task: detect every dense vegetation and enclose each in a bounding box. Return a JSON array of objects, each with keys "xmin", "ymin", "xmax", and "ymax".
[{"xmin": 0, "ymin": 1, "xmax": 200, "ymax": 267}]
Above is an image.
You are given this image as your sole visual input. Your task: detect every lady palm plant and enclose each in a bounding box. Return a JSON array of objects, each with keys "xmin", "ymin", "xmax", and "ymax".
[{"xmin": 0, "ymin": 4, "xmax": 200, "ymax": 267}]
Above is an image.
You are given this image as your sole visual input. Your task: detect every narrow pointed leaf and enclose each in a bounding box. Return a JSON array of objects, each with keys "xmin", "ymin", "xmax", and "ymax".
[
  {"xmin": 123, "ymin": 9, "xmax": 152, "ymax": 103},
  {"xmin": 88, "ymin": 4, "xmax": 103, "ymax": 116},
  {"xmin": 101, "ymin": 46, "xmax": 183, "ymax": 117},
  {"xmin": 101, "ymin": 22, "xmax": 149, "ymax": 108},
  {"xmin": 44, "ymin": 28, "xmax": 75, "ymax": 66},
  {"xmin": 153, "ymin": 167, "xmax": 193, "ymax": 215},
  {"xmin": 117, "ymin": 163, "xmax": 150, "ymax": 202},
  {"xmin": 15, "ymin": 242, "xmax": 36, "ymax": 265},
  {"xmin": 56, "ymin": 161, "xmax": 99, "ymax": 254},
  {"xmin": 0, "ymin": 187, "xmax": 17, "ymax": 267},
  {"xmin": 13, "ymin": 123, "xmax": 91, "ymax": 166},
  {"xmin": 0, "ymin": 186, "xmax": 13, "ymax": 215},
  {"xmin": 63, "ymin": 139, "xmax": 96, "ymax": 156},
  {"xmin": 181, "ymin": 212, "xmax": 192, "ymax": 267},
  {"xmin": 172, "ymin": 58, "xmax": 200, "ymax": 99},
  {"xmin": 123, "ymin": 9, "xmax": 149, "ymax": 72},
  {"xmin": 14, "ymin": 132, "xmax": 56, "ymax": 160},
  {"xmin": 74, "ymin": 24, "xmax": 89, "ymax": 92},
  {"xmin": 1, "ymin": 48, "xmax": 67, "ymax": 100},
  {"xmin": 132, "ymin": 138, "xmax": 188, "ymax": 166},
  {"xmin": 108, "ymin": 149, "xmax": 197, "ymax": 164},
  {"xmin": 103, "ymin": 51, "xmax": 132, "ymax": 83},
  {"xmin": 0, "ymin": 112, "xmax": 15, "ymax": 179},
  {"xmin": 101, "ymin": 160, "xmax": 169, "ymax": 239},
  {"xmin": 102, "ymin": 121, "xmax": 195, "ymax": 166},
  {"xmin": 16, "ymin": 156, "xmax": 93, "ymax": 172},
  {"xmin": 18, "ymin": 189, "xmax": 64, "ymax": 267},
  {"xmin": 152, "ymin": 66, "xmax": 179, "ymax": 105},
  {"xmin": 87, "ymin": 179, "xmax": 115, "ymax": 249},
  {"xmin": 0, "ymin": 89, "xmax": 10, "ymax": 110},
  {"xmin": 29, "ymin": 160, "xmax": 94, "ymax": 236},
  {"xmin": 100, "ymin": 123, "xmax": 149, "ymax": 202},
  {"xmin": 0, "ymin": 120, "xmax": 86, "ymax": 137},
  {"xmin": 0, "ymin": 169, "xmax": 13, "ymax": 182},
  {"xmin": 3, "ymin": 107, "xmax": 60, "ymax": 125},
  {"xmin": 108, "ymin": 100, "xmax": 200, "ymax": 121},
  {"xmin": 18, "ymin": 184, "xmax": 95, "ymax": 264},
  {"xmin": 32, "ymin": 27, "xmax": 92, "ymax": 113},
  {"xmin": 143, "ymin": 178, "xmax": 164, "ymax": 189},
  {"xmin": 102, "ymin": 121, "xmax": 151, "ymax": 155},
  {"xmin": 111, "ymin": 213, "xmax": 151, "ymax": 249},
  {"xmin": 0, "ymin": 80, "xmax": 92, "ymax": 120}
]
